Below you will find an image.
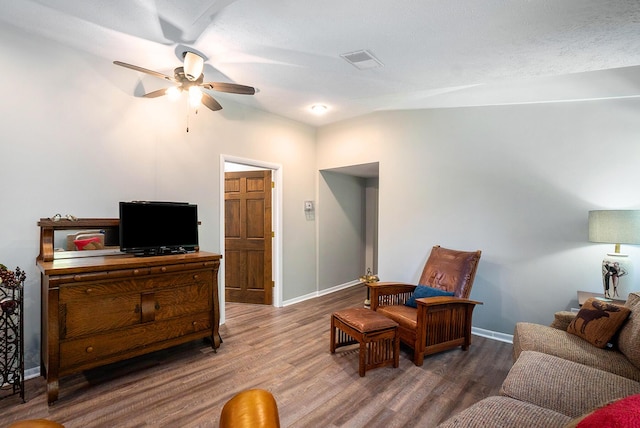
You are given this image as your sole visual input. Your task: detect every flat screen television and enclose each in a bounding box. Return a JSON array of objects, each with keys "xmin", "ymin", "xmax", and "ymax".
[{"xmin": 119, "ymin": 201, "xmax": 199, "ymax": 256}]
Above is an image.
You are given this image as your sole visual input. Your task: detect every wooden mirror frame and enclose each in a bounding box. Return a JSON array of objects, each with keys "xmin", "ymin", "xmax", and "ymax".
[{"xmin": 37, "ymin": 218, "xmax": 120, "ymax": 262}]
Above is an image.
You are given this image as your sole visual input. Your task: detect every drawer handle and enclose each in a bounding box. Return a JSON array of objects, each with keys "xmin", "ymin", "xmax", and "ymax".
[
  {"xmin": 133, "ymin": 269, "xmax": 139, "ymax": 275},
  {"xmin": 74, "ymin": 275, "xmax": 82, "ymax": 281},
  {"xmin": 155, "ymin": 302, "xmax": 160, "ymax": 310},
  {"xmin": 86, "ymin": 346, "xmax": 94, "ymax": 353},
  {"xmin": 134, "ymin": 304, "xmax": 140, "ymax": 313},
  {"xmin": 85, "ymin": 288, "xmax": 93, "ymax": 294},
  {"xmin": 161, "ymin": 267, "xmax": 167, "ymax": 272},
  {"xmin": 192, "ymin": 321, "xmax": 197, "ymax": 326},
  {"xmin": 193, "ymin": 274, "xmax": 200, "ymax": 280}
]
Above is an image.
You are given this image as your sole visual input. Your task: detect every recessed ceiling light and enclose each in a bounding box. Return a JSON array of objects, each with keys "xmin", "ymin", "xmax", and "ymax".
[{"xmin": 310, "ymin": 104, "xmax": 328, "ymax": 115}]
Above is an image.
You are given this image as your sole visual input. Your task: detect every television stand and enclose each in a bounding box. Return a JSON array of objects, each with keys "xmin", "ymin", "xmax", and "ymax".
[{"xmin": 37, "ymin": 218, "xmax": 221, "ymax": 405}]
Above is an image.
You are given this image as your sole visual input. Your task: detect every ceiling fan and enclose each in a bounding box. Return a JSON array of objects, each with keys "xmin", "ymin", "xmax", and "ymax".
[{"xmin": 113, "ymin": 52, "xmax": 255, "ymax": 112}]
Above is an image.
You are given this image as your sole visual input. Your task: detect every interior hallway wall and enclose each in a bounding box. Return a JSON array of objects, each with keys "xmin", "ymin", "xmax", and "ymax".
[
  {"xmin": 365, "ymin": 178, "xmax": 379, "ymax": 274},
  {"xmin": 318, "ymin": 171, "xmax": 366, "ymax": 290}
]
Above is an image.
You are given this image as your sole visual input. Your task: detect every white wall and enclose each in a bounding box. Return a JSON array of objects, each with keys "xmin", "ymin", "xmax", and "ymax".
[
  {"xmin": 317, "ymin": 100, "xmax": 640, "ymax": 334},
  {"xmin": 0, "ymin": 23, "xmax": 317, "ymax": 371},
  {"xmin": 365, "ymin": 178, "xmax": 379, "ymax": 273},
  {"xmin": 318, "ymin": 171, "xmax": 365, "ymax": 290}
]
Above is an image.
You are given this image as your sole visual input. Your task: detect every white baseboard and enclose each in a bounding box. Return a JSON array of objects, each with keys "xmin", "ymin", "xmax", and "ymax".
[
  {"xmin": 472, "ymin": 327, "xmax": 513, "ymax": 344},
  {"xmin": 282, "ymin": 291, "xmax": 318, "ymax": 306},
  {"xmin": 282, "ymin": 280, "xmax": 361, "ymax": 306},
  {"xmin": 25, "ymin": 366, "xmax": 40, "ymax": 380},
  {"xmin": 317, "ymin": 280, "xmax": 361, "ymax": 297}
]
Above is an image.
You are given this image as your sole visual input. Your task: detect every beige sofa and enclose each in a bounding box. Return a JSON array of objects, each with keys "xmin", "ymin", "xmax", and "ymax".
[{"xmin": 438, "ymin": 292, "xmax": 640, "ymax": 427}]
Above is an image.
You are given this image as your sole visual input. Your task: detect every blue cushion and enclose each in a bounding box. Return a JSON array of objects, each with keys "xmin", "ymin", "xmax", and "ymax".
[{"xmin": 404, "ymin": 285, "xmax": 455, "ymax": 308}]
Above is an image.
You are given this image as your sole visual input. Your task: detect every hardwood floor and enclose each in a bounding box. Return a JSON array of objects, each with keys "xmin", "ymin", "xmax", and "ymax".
[{"xmin": 1, "ymin": 286, "xmax": 513, "ymax": 427}]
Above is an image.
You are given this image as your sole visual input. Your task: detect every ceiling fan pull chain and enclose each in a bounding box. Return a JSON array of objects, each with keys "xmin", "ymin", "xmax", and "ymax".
[{"xmin": 186, "ymin": 102, "xmax": 190, "ymax": 133}]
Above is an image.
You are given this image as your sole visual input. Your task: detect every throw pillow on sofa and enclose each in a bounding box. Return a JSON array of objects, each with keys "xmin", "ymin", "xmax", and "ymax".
[
  {"xmin": 563, "ymin": 393, "xmax": 640, "ymax": 427},
  {"xmin": 567, "ymin": 298, "xmax": 631, "ymax": 348},
  {"xmin": 404, "ymin": 285, "xmax": 454, "ymax": 308}
]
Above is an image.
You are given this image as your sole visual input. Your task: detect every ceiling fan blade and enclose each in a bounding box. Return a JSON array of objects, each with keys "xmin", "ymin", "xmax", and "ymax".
[
  {"xmin": 143, "ymin": 88, "xmax": 169, "ymax": 98},
  {"xmin": 202, "ymin": 93, "xmax": 223, "ymax": 111},
  {"xmin": 113, "ymin": 61, "xmax": 175, "ymax": 82},
  {"xmin": 201, "ymin": 82, "xmax": 256, "ymax": 95}
]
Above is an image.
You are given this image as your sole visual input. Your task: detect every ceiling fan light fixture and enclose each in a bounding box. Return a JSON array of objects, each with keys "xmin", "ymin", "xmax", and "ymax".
[
  {"xmin": 183, "ymin": 52, "xmax": 204, "ymax": 81},
  {"xmin": 166, "ymin": 86, "xmax": 181, "ymax": 101},
  {"xmin": 189, "ymin": 86, "xmax": 203, "ymax": 107},
  {"xmin": 310, "ymin": 104, "xmax": 329, "ymax": 115},
  {"xmin": 113, "ymin": 54, "xmax": 255, "ymax": 113}
]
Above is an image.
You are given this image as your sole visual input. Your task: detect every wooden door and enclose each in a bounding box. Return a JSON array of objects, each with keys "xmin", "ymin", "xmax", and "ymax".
[{"xmin": 224, "ymin": 170, "xmax": 273, "ymax": 304}]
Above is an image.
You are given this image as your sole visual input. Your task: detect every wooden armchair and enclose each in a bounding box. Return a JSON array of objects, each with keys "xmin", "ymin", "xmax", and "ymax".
[{"xmin": 367, "ymin": 245, "xmax": 482, "ymax": 366}]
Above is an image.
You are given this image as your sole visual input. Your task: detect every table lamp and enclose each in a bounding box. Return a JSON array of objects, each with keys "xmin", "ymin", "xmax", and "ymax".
[{"xmin": 588, "ymin": 210, "xmax": 640, "ymax": 300}]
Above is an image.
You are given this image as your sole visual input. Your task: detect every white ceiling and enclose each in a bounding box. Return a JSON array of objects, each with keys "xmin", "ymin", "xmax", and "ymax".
[{"xmin": 3, "ymin": 0, "xmax": 640, "ymax": 126}]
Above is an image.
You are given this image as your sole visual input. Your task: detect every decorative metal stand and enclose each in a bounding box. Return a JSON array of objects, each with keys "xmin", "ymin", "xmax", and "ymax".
[
  {"xmin": 0, "ymin": 266, "xmax": 25, "ymax": 402},
  {"xmin": 360, "ymin": 267, "xmax": 379, "ymax": 309}
]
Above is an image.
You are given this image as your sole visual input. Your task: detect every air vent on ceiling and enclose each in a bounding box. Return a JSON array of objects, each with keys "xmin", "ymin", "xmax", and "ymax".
[{"xmin": 340, "ymin": 49, "xmax": 384, "ymax": 70}]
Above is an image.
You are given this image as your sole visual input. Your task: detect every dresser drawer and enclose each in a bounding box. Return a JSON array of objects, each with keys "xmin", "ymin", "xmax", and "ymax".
[
  {"xmin": 59, "ymin": 312, "xmax": 212, "ymax": 372},
  {"xmin": 154, "ymin": 282, "xmax": 211, "ymax": 321},
  {"xmin": 60, "ymin": 282, "xmax": 212, "ymax": 339},
  {"xmin": 59, "ymin": 270, "xmax": 214, "ymax": 299},
  {"xmin": 61, "ymin": 291, "xmax": 141, "ymax": 339}
]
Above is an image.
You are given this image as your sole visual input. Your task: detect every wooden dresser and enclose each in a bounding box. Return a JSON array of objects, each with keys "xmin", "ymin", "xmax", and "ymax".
[{"xmin": 37, "ymin": 219, "xmax": 221, "ymax": 404}]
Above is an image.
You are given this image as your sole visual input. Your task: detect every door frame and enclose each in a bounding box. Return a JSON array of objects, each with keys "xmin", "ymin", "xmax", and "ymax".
[{"xmin": 219, "ymin": 155, "xmax": 283, "ymax": 323}]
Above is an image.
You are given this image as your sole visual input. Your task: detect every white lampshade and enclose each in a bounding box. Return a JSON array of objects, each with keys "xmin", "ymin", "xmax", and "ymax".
[
  {"xmin": 588, "ymin": 210, "xmax": 640, "ymax": 246},
  {"xmin": 183, "ymin": 52, "xmax": 204, "ymax": 81}
]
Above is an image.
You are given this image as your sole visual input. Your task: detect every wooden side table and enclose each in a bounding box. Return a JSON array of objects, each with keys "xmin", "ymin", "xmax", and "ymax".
[{"xmin": 577, "ymin": 291, "xmax": 625, "ymax": 306}]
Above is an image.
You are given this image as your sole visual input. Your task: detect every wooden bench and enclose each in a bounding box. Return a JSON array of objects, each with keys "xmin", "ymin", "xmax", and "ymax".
[{"xmin": 330, "ymin": 307, "xmax": 399, "ymax": 376}]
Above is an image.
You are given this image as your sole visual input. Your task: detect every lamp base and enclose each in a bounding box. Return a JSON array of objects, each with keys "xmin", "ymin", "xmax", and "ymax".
[{"xmin": 601, "ymin": 253, "xmax": 629, "ymax": 300}]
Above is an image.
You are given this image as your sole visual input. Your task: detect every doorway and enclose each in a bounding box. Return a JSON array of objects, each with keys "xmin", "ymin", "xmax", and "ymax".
[
  {"xmin": 318, "ymin": 162, "xmax": 379, "ymax": 291},
  {"xmin": 220, "ymin": 156, "xmax": 283, "ymax": 323}
]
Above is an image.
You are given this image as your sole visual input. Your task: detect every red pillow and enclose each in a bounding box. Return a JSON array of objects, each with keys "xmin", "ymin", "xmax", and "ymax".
[
  {"xmin": 576, "ymin": 394, "xmax": 640, "ymax": 427},
  {"xmin": 74, "ymin": 237, "xmax": 102, "ymax": 250}
]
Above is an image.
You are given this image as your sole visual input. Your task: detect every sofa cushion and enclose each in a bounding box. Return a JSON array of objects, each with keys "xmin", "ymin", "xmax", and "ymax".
[
  {"xmin": 618, "ymin": 292, "xmax": 640, "ymax": 370},
  {"xmin": 566, "ymin": 298, "xmax": 630, "ymax": 348},
  {"xmin": 500, "ymin": 351, "xmax": 640, "ymax": 418},
  {"xmin": 513, "ymin": 322, "xmax": 640, "ymax": 381},
  {"xmin": 436, "ymin": 395, "xmax": 571, "ymax": 428},
  {"xmin": 404, "ymin": 285, "xmax": 454, "ymax": 308}
]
